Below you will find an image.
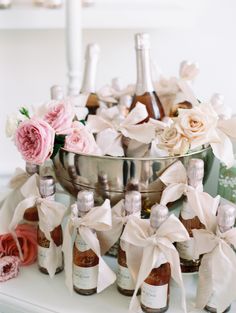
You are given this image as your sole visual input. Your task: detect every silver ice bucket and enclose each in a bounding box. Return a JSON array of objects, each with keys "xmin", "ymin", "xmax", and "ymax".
[{"xmin": 53, "ymin": 146, "xmax": 214, "ymax": 215}]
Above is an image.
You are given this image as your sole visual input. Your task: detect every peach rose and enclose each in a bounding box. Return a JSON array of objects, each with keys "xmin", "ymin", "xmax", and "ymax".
[
  {"xmin": 157, "ymin": 124, "xmax": 190, "ymax": 156},
  {"xmin": 44, "ymin": 99, "xmax": 75, "ymax": 134},
  {"xmin": 64, "ymin": 121, "xmax": 101, "ymax": 155},
  {"xmin": 176, "ymin": 104, "xmax": 219, "ymax": 149},
  {"xmin": 0, "ymin": 224, "xmax": 37, "ymax": 266},
  {"xmin": 15, "ymin": 118, "xmax": 55, "ymax": 165}
]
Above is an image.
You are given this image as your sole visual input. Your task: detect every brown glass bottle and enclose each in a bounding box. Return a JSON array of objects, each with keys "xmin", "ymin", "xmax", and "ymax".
[
  {"xmin": 23, "ymin": 162, "xmax": 39, "ymax": 224},
  {"xmin": 204, "ymin": 204, "xmax": 235, "ymax": 313},
  {"xmin": 73, "ymin": 190, "xmax": 99, "ymax": 295},
  {"xmin": 141, "ymin": 204, "xmax": 170, "ymax": 313},
  {"xmin": 176, "ymin": 159, "xmax": 205, "ymax": 273},
  {"xmin": 37, "ymin": 176, "xmax": 64, "ymax": 275},
  {"xmin": 117, "ymin": 191, "xmax": 141, "ymax": 296},
  {"xmin": 129, "ymin": 33, "xmax": 165, "ymax": 122},
  {"xmin": 80, "ymin": 43, "xmax": 100, "ymax": 115}
]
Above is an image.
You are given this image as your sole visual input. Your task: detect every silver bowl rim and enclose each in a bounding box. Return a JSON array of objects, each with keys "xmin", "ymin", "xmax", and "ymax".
[{"xmin": 60, "ymin": 145, "xmax": 211, "ymax": 161}]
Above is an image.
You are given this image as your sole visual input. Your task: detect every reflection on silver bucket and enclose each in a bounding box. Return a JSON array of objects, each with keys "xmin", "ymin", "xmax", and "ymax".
[{"xmin": 53, "ymin": 146, "xmax": 214, "ymax": 216}]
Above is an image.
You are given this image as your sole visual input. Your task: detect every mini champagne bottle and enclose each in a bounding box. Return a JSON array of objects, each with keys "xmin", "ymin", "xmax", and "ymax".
[
  {"xmin": 176, "ymin": 158, "xmax": 205, "ymax": 273},
  {"xmin": 50, "ymin": 85, "xmax": 64, "ymax": 100},
  {"xmin": 117, "ymin": 191, "xmax": 142, "ymax": 296},
  {"xmin": 23, "ymin": 162, "xmax": 39, "ymax": 224},
  {"xmin": 80, "ymin": 43, "xmax": 100, "ymax": 115},
  {"xmin": 141, "ymin": 204, "xmax": 171, "ymax": 313},
  {"xmin": 129, "ymin": 33, "xmax": 165, "ymax": 122},
  {"xmin": 73, "ymin": 190, "xmax": 99, "ymax": 295},
  {"xmin": 204, "ymin": 204, "xmax": 235, "ymax": 313},
  {"xmin": 37, "ymin": 176, "xmax": 64, "ymax": 274}
]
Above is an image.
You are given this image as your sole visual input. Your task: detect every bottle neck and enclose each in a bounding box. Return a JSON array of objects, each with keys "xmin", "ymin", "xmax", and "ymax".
[
  {"xmin": 188, "ymin": 178, "xmax": 203, "ymax": 191},
  {"xmin": 80, "ymin": 56, "xmax": 98, "ymax": 94},
  {"xmin": 135, "ymin": 48, "xmax": 154, "ymax": 96}
]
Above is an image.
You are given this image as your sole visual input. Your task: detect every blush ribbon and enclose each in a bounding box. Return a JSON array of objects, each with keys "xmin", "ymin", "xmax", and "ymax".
[
  {"xmin": 62, "ymin": 199, "xmax": 116, "ymax": 293},
  {"xmin": 97, "ymin": 199, "xmax": 140, "ymax": 255},
  {"xmin": 159, "ymin": 160, "xmax": 220, "ymax": 230},
  {"xmin": 192, "ymin": 227, "xmax": 236, "ymax": 312},
  {"xmin": 121, "ymin": 214, "xmax": 189, "ymax": 313},
  {"xmin": 87, "ymin": 102, "xmax": 156, "ymax": 156},
  {"xmin": 9, "ymin": 175, "xmax": 67, "ymax": 278},
  {"xmin": 0, "ymin": 168, "xmax": 38, "ymax": 235}
]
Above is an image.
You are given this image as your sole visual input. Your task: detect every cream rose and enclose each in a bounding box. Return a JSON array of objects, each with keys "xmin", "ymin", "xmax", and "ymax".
[
  {"xmin": 176, "ymin": 104, "xmax": 219, "ymax": 149},
  {"xmin": 157, "ymin": 124, "xmax": 189, "ymax": 156}
]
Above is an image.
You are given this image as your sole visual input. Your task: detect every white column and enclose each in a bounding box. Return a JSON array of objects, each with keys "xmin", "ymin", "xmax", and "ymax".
[{"xmin": 66, "ymin": 0, "xmax": 82, "ymax": 96}]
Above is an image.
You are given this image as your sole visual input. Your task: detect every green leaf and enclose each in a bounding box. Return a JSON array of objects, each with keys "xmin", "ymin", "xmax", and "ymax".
[
  {"xmin": 80, "ymin": 119, "xmax": 86, "ymax": 126},
  {"xmin": 50, "ymin": 134, "xmax": 66, "ymax": 159},
  {"xmin": 19, "ymin": 107, "xmax": 30, "ymax": 119}
]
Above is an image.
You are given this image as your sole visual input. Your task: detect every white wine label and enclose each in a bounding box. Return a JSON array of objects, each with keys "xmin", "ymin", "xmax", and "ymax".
[
  {"xmin": 181, "ymin": 200, "xmax": 196, "ymax": 220},
  {"xmin": 176, "ymin": 238, "xmax": 195, "ymax": 260},
  {"xmin": 75, "ymin": 234, "xmax": 90, "ymax": 252},
  {"xmin": 37, "ymin": 245, "xmax": 63, "ymax": 268},
  {"xmin": 117, "ymin": 265, "xmax": 135, "ymax": 290},
  {"xmin": 141, "ymin": 282, "xmax": 168, "ymax": 309},
  {"xmin": 73, "ymin": 265, "xmax": 98, "ymax": 289}
]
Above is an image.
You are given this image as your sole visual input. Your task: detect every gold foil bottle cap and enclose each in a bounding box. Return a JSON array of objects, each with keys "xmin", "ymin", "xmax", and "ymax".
[
  {"xmin": 135, "ymin": 33, "xmax": 150, "ymax": 50},
  {"xmin": 124, "ymin": 191, "xmax": 141, "ymax": 215},
  {"xmin": 77, "ymin": 190, "xmax": 94, "ymax": 215},
  {"xmin": 187, "ymin": 158, "xmax": 204, "ymax": 185},
  {"xmin": 217, "ymin": 204, "xmax": 236, "ymax": 232},
  {"xmin": 50, "ymin": 85, "xmax": 64, "ymax": 100},
  {"xmin": 39, "ymin": 175, "xmax": 55, "ymax": 198},
  {"xmin": 150, "ymin": 204, "xmax": 169, "ymax": 230},
  {"xmin": 25, "ymin": 162, "xmax": 39, "ymax": 175}
]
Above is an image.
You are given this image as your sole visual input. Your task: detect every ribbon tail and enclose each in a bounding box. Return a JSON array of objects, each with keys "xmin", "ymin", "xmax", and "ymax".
[
  {"xmin": 62, "ymin": 219, "xmax": 74, "ymax": 293},
  {"xmin": 45, "ymin": 240, "xmax": 60, "ymax": 279},
  {"xmin": 129, "ymin": 246, "xmax": 155, "ymax": 312},
  {"xmin": 160, "ymin": 183, "xmax": 186, "ymax": 206},
  {"xmin": 80, "ymin": 227, "xmax": 116, "ymax": 293}
]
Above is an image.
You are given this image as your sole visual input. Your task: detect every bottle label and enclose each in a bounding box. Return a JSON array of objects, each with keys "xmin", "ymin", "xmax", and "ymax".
[
  {"xmin": 117, "ymin": 265, "xmax": 135, "ymax": 290},
  {"xmin": 141, "ymin": 282, "xmax": 168, "ymax": 309},
  {"xmin": 176, "ymin": 238, "xmax": 195, "ymax": 260},
  {"xmin": 75, "ymin": 234, "xmax": 90, "ymax": 252},
  {"xmin": 73, "ymin": 264, "xmax": 98, "ymax": 290},
  {"xmin": 38, "ymin": 245, "xmax": 63, "ymax": 269},
  {"xmin": 181, "ymin": 200, "xmax": 196, "ymax": 220}
]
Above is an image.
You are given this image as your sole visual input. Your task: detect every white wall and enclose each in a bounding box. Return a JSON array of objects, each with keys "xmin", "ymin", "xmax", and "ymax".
[{"xmin": 1, "ymin": 1, "xmax": 236, "ymax": 179}]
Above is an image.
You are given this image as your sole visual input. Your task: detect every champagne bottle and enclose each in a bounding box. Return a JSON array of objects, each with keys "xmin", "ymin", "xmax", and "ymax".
[
  {"xmin": 23, "ymin": 162, "xmax": 39, "ymax": 224},
  {"xmin": 204, "ymin": 204, "xmax": 235, "ymax": 313},
  {"xmin": 50, "ymin": 85, "xmax": 64, "ymax": 100},
  {"xmin": 73, "ymin": 191, "xmax": 99, "ymax": 295},
  {"xmin": 129, "ymin": 33, "xmax": 165, "ymax": 122},
  {"xmin": 37, "ymin": 176, "xmax": 64, "ymax": 275},
  {"xmin": 140, "ymin": 204, "xmax": 171, "ymax": 313},
  {"xmin": 176, "ymin": 159, "xmax": 205, "ymax": 273},
  {"xmin": 80, "ymin": 43, "xmax": 100, "ymax": 115},
  {"xmin": 117, "ymin": 191, "xmax": 141, "ymax": 296}
]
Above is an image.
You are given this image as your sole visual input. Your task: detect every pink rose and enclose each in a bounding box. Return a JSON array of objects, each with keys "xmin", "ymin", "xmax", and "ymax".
[
  {"xmin": 0, "ymin": 224, "xmax": 37, "ymax": 266},
  {"xmin": 15, "ymin": 118, "xmax": 55, "ymax": 165},
  {"xmin": 64, "ymin": 121, "xmax": 101, "ymax": 155},
  {"xmin": 44, "ymin": 99, "xmax": 75, "ymax": 134},
  {"xmin": 0, "ymin": 256, "xmax": 20, "ymax": 282}
]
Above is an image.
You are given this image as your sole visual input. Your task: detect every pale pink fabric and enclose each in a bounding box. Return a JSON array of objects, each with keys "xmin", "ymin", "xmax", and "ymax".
[
  {"xmin": 15, "ymin": 118, "xmax": 55, "ymax": 165},
  {"xmin": 0, "ymin": 224, "xmax": 37, "ymax": 266},
  {"xmin": 44, "ymin": 99, "xmax": 74, "ymax": 134},
  {"xmin": 0, "ymin": 256, "xmax": 20, "ymax": 282}
]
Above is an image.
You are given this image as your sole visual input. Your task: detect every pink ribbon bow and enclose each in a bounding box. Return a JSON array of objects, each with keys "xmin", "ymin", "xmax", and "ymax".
[
  {"xmin": 87, "ymin": 102, "xmax": 156, "ymax": 156},
  {"xmin": 121, "ymin": 214, "xmax": 189, "ymax": 313},
  {"xmin": 192, "ymin": 226, "xmax": 236, "ymax": 312},
  {"xmin": 0, "ymin": 168, "xmax": 39, "ymax": 235},
  {"xmin": 62, "ymin": 199, "xmax": 116, "ymax": 293},
  {"xmin": 9, "ymin": 175, "xmax": 67, "ymax": 278}
]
